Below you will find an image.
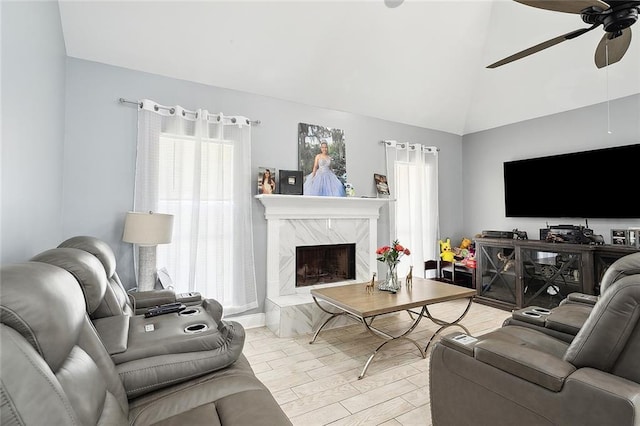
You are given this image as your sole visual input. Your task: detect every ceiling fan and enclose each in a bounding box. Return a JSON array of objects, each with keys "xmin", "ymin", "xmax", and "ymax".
[{"xmin": 488, "ymin": 0, "xmax": 640, "ymax": 68}]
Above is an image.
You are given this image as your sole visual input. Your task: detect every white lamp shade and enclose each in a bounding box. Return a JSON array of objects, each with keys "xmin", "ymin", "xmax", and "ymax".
[{"xmin": 123, "ymin": 212, "xmax": 174, "ymax": 246}]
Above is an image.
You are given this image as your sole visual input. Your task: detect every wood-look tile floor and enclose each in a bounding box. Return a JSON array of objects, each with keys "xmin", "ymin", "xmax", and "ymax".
[{"xmin": 243, "ymin": 299, "xmax": 512, "ymax": 426}]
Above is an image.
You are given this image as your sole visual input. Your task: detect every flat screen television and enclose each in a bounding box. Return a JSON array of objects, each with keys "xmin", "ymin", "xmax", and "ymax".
[{"xmin": 503, "ymin": 144, "xmax": 639, "ymax": 219}]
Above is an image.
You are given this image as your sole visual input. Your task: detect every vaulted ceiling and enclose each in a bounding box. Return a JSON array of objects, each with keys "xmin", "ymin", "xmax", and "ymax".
[{"xmin": 58, "ymin": 0, "xmax": 640, "ymax": 135}]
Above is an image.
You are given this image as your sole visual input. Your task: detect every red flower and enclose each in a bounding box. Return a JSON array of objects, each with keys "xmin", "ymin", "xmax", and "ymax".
[
  {"xmin": 376, "ymin": 246, "xmax": 390, "ymax": 255},
  {"xmin": 404, "ymin": 248, "xmax": 411, "ymax": 255},
  {"xmin": 394, "ymin": 244, "xmax": 404, "ymax": 252}
]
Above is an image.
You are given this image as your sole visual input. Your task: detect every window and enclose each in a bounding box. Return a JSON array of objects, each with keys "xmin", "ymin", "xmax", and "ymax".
[{"xmin": 134, "ymin": 101, "xmax": 257, "ymax": 314}]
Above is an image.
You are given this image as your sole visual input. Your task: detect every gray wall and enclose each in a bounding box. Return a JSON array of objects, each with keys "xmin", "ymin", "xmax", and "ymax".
[
  {"xmin": 462, "ymin": 93, "xmax": 640, "ymax": 242},
  {"xmin": 1, "ymin": 1, "xmax": 67, "ymax": 263},
  {"xmin": 62, "ymin": 58, "xmax": 463, "ymax": 315}
]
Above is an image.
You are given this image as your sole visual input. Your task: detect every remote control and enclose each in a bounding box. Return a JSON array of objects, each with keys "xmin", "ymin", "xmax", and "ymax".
[{"xmin": 144, "ymin": 303, "xmax": 186, "ymax": 318}]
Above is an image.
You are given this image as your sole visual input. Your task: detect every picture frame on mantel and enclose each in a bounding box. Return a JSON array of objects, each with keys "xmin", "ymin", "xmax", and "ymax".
[
  {"xmin": 374, "ymin": 173, "xmax": 390, "ymax": 196},
  {"xmin": 257, "ymin": 167, "xmax": 277, "ymax": 195}
]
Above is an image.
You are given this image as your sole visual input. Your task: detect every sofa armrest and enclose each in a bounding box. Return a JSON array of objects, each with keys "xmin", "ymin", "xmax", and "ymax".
[
  {"xmin": 440, "ymin": 332, "xmax": 479, "ymax": 357},
  {"xmin": 93, "ymin": 315, "xmax": 129, "ymax": 355},
  {"xmin": 131, "ymin": 289, "xmax": 177, "ymax": 314},
  {"xmin": 176, "ymin": 291, "xmax": 202, "ymax": 305},
  {"xmin": 474, "ymin": 338, "xmax": 576, "ymax": 391},
  {"xmin": 562, "ymin": 292, "xmax": 598, "ymax": 306}
]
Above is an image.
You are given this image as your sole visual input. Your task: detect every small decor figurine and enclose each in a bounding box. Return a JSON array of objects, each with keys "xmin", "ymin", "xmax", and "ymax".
[
  {"xmin": 376, "ymin": 240, "xmax": 411, "ymax": 292},
  {"xmin": 366, "ymin": 273, "xmax": 376, "ymax": 293},
  {"xmin": 406, "ymin": 265, "xmax": 413, "ymax": 289}
]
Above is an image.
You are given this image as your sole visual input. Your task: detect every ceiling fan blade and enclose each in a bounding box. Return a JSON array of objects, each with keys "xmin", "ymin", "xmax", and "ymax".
[
  {"xmin": 595, "ymin": 28, "xmax": 632, "ymax": 68},
  {"xmin": 514, "ymin": 0, "xmax": 610, "ymax": 14},
  {"xmin": 487, "ymin": 27, "xmax": 593, "ymax": 68}
]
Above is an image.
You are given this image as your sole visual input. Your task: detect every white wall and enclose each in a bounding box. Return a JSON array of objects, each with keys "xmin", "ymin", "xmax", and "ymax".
[
  {"xmin": 61, "ymin": 58, "xmax": 463, "ymax": 315},
  {"xmin": 462, "ymin": 94, "xmax": 640, "ymax": 242},
  {"xmin": 1, "ymin": 1, "xmax": 67, "ymax": 263}
]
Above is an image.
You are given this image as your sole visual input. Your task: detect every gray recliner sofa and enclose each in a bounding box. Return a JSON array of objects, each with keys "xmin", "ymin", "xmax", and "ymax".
[
  {"xmin": 58, "ymin": 235, "xmax": 208, "ymax": 316},
  {"xmin": 0, "ymin": 261, "xmax": 291, "ymax": 425},
  {"xmin": 503, "ymin": 252, "xmax": 640, "ymax": 342},
  {"xmin": 429, "ymin": 270, "xmax": 640, "ymax": 425},
  {"xmin": 29, "ymin": 244, "xmax": 247, "ymax": 400}
]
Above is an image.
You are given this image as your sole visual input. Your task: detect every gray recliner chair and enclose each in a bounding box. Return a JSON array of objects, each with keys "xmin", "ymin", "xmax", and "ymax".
[
  {"xmin": 0, "ymin": 261, "xmax": 291, "ymax": 425},
  {"xmin": 30, "ymin": 245, "xmax": 246, "ymax": 399},
  {"xmin": 430, "ymin": 271, "xmax": 640, "ymax": 425},
  {"xmin": 58, "ymin": 235, "xmax": 210, "ymax": 317},
  {"xmin": 503, "ymin": 252, "xmax": 640, "ymax": 342}
]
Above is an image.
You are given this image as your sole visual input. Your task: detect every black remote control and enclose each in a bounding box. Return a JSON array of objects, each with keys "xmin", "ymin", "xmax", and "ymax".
[{"xmin": 144, "ymin": 303, "xmax": 186, "ymax": 318}]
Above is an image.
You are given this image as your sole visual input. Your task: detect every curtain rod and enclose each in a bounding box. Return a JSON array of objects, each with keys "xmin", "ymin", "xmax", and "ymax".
[
  {"xmin": 380, "ymin": 140, "xmax": 439, "ymax": 152},
  {"xmin": 118, "ymin": 97, "xmax": 261, "ymax": 126}
]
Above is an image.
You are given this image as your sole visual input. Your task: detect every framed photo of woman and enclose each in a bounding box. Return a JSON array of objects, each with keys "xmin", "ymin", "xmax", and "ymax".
[
  {"xmin": 298, "ymin": 122, "xmax": 347, "ymax": 197},
  {"xmin": 257, "ymin": 167, "xmax": 277, "ymax": 195}
]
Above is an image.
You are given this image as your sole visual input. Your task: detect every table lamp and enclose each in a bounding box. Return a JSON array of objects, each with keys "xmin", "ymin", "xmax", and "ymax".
[{"xmin": 123, "ymin": 211, "xmax": 174, "ymax": 291}]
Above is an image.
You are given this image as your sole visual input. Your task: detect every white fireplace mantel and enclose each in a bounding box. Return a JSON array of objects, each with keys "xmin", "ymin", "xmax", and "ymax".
[
  {"xmin": 255, "ymin": 194, "xmax": 389, "ymax": 336},
  {"xmin": 255, "ymin": 194, "xmax": 389, "ymax": 220}
]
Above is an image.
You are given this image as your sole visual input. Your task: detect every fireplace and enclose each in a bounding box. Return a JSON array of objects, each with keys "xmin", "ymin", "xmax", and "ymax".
[
  {"xmin": 296, "ymin": 243, "xmax": 356, "ymax": 287},
  {"xmin": 255, "ymin": 194, "xmax": 388, "ymax": 337}
]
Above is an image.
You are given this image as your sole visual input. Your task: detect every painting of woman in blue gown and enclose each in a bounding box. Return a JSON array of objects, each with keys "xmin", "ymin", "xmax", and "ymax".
[{"xmin": 298, "ymin": 123, "xmax": 346, "ymax": 197}]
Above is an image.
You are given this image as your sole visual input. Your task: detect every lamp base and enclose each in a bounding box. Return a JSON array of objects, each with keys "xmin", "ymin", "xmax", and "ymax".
[{"xmin": 137, "ymin": 245, "xmax": 157, "ymax": 291}]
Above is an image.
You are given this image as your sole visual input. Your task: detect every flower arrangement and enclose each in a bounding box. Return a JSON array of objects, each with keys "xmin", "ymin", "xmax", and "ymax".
[
  {"xmin": 376, "ymin": 240, "xmax": 410, "ymax": 292},
  {"xmin": 376, "ymin": 240, "xmax": 411, "ymax": 266}
]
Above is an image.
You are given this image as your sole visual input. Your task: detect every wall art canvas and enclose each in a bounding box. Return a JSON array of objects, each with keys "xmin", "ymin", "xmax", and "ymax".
[
  {"xmin": 298, "ymin": 122, "xmax": 346, "ymax": 197},
  {"xmin": 257, "ymin": 167, "xmax": 277, "ymax": 195}
]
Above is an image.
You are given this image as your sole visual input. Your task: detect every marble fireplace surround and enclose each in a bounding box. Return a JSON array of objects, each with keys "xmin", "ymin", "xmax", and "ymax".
[{"xmin": 256, "ymin": 195, "xmax": 388, "ymax": 337}]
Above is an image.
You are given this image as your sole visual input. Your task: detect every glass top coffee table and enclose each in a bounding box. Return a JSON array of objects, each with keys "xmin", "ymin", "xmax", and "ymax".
[{"xmin": 310, "ymin": 277, "xmax": 476, "ymax": 379}]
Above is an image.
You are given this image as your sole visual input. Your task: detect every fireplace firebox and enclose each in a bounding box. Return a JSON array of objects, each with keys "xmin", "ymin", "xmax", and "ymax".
[{"xmin": 296, "ymin": 243, "xmax": 356, "ymax": 287}]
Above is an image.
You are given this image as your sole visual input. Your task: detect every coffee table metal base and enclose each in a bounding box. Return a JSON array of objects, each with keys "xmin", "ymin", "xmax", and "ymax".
[{"xmin": 310, "ymin": 296, "xmax": 473, "ymax": 379}]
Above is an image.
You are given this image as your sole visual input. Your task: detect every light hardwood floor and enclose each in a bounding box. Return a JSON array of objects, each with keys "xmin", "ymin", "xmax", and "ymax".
[{"xmin": 243, "ymin": 299, "xmax": 512, "ymax": 426}]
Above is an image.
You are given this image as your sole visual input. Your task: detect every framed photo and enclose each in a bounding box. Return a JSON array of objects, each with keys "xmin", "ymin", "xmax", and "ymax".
[
  {"xmin": 279, "ymin": 170, "xmax": 303, "ymax": 195},
  {"xmin": 374, "ymin": 173, "xmax": 390, "ymax": 196},
  {"xmin": 611, "ymin": 229, "xmax": 627, "ymax": 245},
  {"xmin": 298, "ymin": 123, "xmax": 346, "ymax": 181},
  {"xmin": 257, "ymin": 167, "xmax": 277, "ymax": 195}
]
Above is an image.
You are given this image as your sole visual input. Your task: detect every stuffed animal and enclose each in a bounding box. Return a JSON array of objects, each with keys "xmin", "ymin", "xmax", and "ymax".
[
  {"xmin": 454, "ymin": 237, "xmax": 473, "ymax": 260},
  {"xmin": 439, "ymin": 238, "xmax": 456, "ymax": 263}
]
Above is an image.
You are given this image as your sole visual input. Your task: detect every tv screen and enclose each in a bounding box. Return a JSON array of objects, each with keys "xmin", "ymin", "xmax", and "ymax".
[{"xmin": 503, "ymin": 144, "xmax": 639, "ymax": 219}]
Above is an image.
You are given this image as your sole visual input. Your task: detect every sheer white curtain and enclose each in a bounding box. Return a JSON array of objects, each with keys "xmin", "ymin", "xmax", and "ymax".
[
  {"xmin": 134, "ymin": 99, "xmax": 258, "ymax": 315},
  {"xmin": 384, "ymin": 140, "xmax": 439, "ymax": 278}
]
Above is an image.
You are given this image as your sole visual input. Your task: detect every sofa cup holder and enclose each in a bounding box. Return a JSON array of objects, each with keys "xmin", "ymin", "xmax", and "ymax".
[
  {"xmin": 179, "ymin": 308, "xmax": 200, "ymax": 316},
  {"xmin": 531, "ymin": 307, "xmax": 551, "ymax": 315},
  {"xmin": 522, "ymin": 311, "xmax": 542, "ymax": 318},
  {"xmin": 184, "ymin": 323, "xmax": 208, "ymax": 334}
]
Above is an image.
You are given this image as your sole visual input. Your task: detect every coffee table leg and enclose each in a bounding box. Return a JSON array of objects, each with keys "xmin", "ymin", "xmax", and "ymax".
[
  {"xmin": 358, "ymin": 307, "xmax": 427, "ymax": 379},
  {"xmin": 309, "ymin": 296, "xmax": 351, "ymax": 344},
  {"xmin": 423, "ymin": 297, "xmax": 473, "ymax": 352}
]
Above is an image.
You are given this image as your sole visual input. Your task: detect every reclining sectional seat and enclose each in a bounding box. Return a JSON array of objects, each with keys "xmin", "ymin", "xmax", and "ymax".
[
  {"xmin": 0, "ymin": 261, "xmax": 292, "ymax": 425},
  {"xmin": 504, "ymin": 252, "xmax": 640, "ymax": 342},
  {"xmin": 430, "ymin": 270, "xmax": 640, "ymax": 425},
  {"xmin": 30, "ymin": 243, "xmax": 246, "ymax": 399},
  {"xmin": 59, "ymin": 235, "xmax": 213, "ymax": 317}
]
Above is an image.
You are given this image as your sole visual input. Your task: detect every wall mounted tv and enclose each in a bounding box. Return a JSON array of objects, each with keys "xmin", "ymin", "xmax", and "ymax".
[{"xmin": 503, "ymin": 144, "xmax": 639, "ymax": 219}]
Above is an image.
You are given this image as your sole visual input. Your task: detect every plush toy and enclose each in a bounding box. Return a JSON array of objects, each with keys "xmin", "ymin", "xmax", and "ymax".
[
  {"xmin": 454, "ymin": 237, "xmax": 473, "ymax": 260},
  {"xmin": 439, "ymin": 238, "xmax": 456, "ymax": 263},
  {"xmin": 459, "ymin": 238, "xmax": 472, "ymax": 250}
]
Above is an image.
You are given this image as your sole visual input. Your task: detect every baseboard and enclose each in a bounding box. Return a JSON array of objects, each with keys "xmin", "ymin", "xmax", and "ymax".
[{"xmin": 226, "ymin": 312, "xmax": 266, "ymax": 329}]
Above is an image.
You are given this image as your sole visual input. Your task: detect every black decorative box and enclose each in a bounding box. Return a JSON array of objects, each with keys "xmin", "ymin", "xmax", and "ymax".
[{"xmin": 279, "ymin": 170, "xmax": 303, "ymax": 195}]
